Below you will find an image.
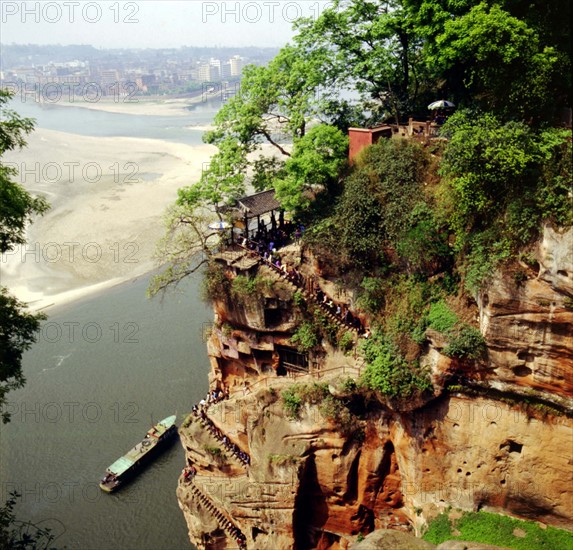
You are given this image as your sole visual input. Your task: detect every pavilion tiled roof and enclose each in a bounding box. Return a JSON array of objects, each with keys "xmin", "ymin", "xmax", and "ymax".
[{"xmin": 228, "ymin": 189, "xmax": 281, "ymax": 218}]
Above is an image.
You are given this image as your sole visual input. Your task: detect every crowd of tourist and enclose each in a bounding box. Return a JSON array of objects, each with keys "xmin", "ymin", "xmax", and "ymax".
[
  {"xmin": 237, "ymin": 234, "xmax": 368, "ymax": 336},
  {"xmin": 191, "ymin": 398, "xmax": 251, "ymax": 467},
  {"xmin": 193, "ymin": 388, "xmax": 229, "ymax": 411}
]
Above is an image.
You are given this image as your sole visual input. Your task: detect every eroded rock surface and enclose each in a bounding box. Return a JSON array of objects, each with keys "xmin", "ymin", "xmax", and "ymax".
[
  {"xmin": 177, "ymin": 230, "xmax": 573, "ymax": 549},
  {"xmin": 479, "ymin": 225, "xmax": 573, "ymax": 406}
]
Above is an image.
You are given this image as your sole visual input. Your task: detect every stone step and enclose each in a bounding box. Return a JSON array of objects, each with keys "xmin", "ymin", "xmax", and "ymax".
[
  {"xmin": 240, "ymin": 243, "xmax": 363, "ymax": 336},
  {"xmin": 194, "ymin": 414, "xmax": 251, "ymax": 467},
  {"xmin": 189, "ymin": 482, "xmax": 247, "ymax": 547}
]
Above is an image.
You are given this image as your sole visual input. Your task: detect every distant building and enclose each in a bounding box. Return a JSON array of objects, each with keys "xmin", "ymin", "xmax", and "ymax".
[
  {"xmin": 230, "ymin": 55, "xmax": 243, "ymax": 77},
  {"xmin": 198, "ymin": 63, "xmax": 220, "ymax": 82},
  {"xmin": 100, "ymin": 69, "xmax": 120, "ymax": 84},
  {"xmin": 221, "ymin": 62, "xmax": 232, "ymax": 80}
]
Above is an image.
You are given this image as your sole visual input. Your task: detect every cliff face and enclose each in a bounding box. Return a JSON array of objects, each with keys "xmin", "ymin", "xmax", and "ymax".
[
  {"xmin": 478, "ymin": 225, "xmax": 573, "ymax": 405},
  {"xmin": 177, "ymin": 227, "xmax": 573, "ymax": 549}
]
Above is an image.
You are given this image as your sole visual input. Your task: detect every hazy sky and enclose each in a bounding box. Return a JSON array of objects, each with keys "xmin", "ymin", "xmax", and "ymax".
[{"xmin": 0, "ymin": 1, "xmax": 332, "ymax": 49}]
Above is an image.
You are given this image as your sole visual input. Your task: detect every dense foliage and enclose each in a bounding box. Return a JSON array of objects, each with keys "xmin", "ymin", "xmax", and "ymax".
[
  {"xmin": 291, "ymin": 0, "xmax": 570, "ymax": 124},
  {"xmin": 155, "ymin": 0, "xmax": 571, "ymax": 402},
  {"xmin": 439, "ymin": 112, "xmax": 572, "ymax": 291},
  {"xmin": 360, "ymin": 332, "xmax": 432, "ymax": 398},
  {"xmin": 0, "ymin": 90, "xmax": 48, "ymax": 424},
  {"xmin": 275, "ymin": 125, "xmax": 348, "ymax": 214}
]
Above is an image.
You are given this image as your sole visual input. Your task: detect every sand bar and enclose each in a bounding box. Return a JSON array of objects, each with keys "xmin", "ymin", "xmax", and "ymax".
[
  {"xmin": 45, "ymin": 95, "xmax": 205, "ymax": 117},
  {"xmin": 1, "ymin": 127, "xmax": 216, "ymax": 311}
]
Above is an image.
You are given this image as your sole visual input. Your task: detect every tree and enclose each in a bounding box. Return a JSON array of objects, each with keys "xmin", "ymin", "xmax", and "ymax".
[
  {"xmin": 204, "ymin": 42, "xmax": 333, "ymax": 170},
  {"xmin": 335, "ymin": 171, "xmax": 386, "ymax": 270},
  {"xmin": 0, "ymin": 491, "xmax": 58, "ymax": 549},
  {"xmin": 294, "ymin": 0, "xmax": 425, "ymax": 122},
  {"xmin": 274, "ymin": 125, "xmax": 348, "ymax": 213},
  {"xmin": 439, "ymin": 111, "xmax": 543, "ymax": 239},
  {"xmin": 425, "ymin": 3, "xmax": 562, "ymax": 121},
  {"xmin": 0, "ymin": 93, "xmax": 49, "ymax": 252},
  {"xmin": 178, "ymin": 137, "xmax": 248, "ymax": 214},
  {"xmin": 148, "ymin": 137, "xmax": 250, "ymax": 296},
  {"xmin": 295, "ymin": 0, "xmax": 570, "ymax": 123},
  {"xmin": 0, "ymin": 90, "xmax": 49, "ymax": 423}
]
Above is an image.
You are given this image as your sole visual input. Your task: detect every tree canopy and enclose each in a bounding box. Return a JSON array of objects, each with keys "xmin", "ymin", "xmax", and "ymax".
[
  {"xmin": 293, "ymin": 0, "xmax": 570, "ymax": 123},
  {"xmin": 152, "ymin": 0, "xmax": 571, "ymax": 299},
  {"xmin": 274, "ymin": 125, "xmax": 348, "ymax": 213},
  {"xmin": 0, "ymin": 89, "xmax": 49, "ymax": 423}
]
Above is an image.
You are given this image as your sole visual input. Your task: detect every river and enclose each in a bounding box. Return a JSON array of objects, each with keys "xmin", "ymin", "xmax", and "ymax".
[
  {"xmin": 0, "ymin": 100, "xmax": 220, "ymax": 549},
  {"xmin": 12, "ymin": 99, "xmax": 217, "ymax": 145}
]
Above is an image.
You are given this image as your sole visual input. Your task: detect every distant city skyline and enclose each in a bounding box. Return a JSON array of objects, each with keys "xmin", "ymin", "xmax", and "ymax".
[{"xmin": 0, "ymin": 1, "xmax": 332, "ymax": 49}]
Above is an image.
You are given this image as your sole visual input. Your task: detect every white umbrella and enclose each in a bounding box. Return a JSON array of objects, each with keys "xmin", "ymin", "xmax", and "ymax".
[
  {"xmin": 428, "ymin": 100, "xmax": 455, "ymax": 110},
  {"xmin": 208, "ymin": 221, "xmax": 230, "ymax": 231}
]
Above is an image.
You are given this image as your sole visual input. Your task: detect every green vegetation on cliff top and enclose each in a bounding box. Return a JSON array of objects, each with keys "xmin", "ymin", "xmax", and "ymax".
[
  {"xmin": 424, "ymin": 510, "xmax": 573, "ymax": 550},
  {"xmin": 151, "ymin": 0, "xmax": 572, "ymax": 396}
]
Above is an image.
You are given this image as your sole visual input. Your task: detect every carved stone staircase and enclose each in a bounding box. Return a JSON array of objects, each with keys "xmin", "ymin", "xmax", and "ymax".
[
  {"xmin": 257, "ymin": 261, "xmax": 362, "ymax": 335},
  {"xmin": 188, "ymin": 412, "xmax": 250, "ymax": 468},
  {"xmin": 188, "ymin": 481, "xmax": 247, "ymax": 549}
]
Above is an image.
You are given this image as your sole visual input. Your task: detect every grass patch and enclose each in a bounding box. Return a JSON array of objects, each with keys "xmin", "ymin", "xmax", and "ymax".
[
  {"xmin": 424, "ymin": 510, "xmax": 573, "ymax": 550},
  {"xmin": 427, "ymin": 300, "xmax": 458, "ymax": 333}
]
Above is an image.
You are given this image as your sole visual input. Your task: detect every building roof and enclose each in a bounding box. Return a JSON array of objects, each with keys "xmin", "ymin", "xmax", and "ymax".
[
  {"xmin": 236, "ymin": 189, "xmax": 281, "ymax": 217},
  {"xmin": 222, "ymin": 189, "xmax": 281, "ymax": 219},
  {"xmin": 348, "ymin": 125, "xmax": 392, "ymax": 134}
]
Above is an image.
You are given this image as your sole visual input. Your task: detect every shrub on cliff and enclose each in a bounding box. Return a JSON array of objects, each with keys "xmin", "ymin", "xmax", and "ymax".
[
  {"xmin": 231, "ymin": 274, "xmax": 275, "ymax": 300},
  {"xmin": 202, "ymin": 262, "xmax": 230, "ymax": 303},
  {"xmin": 360, "ymin": 332, "xmax": 432, "ymax": 398},
  {"xmin": 281, "ymin": 383, "xmax": 329, "ymax": 419},
  {"xmin": 231, "ymin": 275, "xmax": 258, "ymax": 298},
  {"xmin": 319, "ymin": 395, "xmax": 357, "ymax": 434},
  {"xmin": 427, "ymin": 300, "xmax": 459, "ymax": 333},
  {"xmin": 291, "ymin": 322, "xmax": 320, "ymax": 351},
  {"xmin": 282, "ymin": 388, "xmax": 303, "ymax": 419},
  {"xmin": 337, "ymin": 331, "xmax": 355, "ymax": 353},
  {"xmin": 439, "ymin": 113, "xmax": 573, "ymax": 293},
  {"xmin": 443, "ymin": 325, "xmax": 486, "ymax": 360}
]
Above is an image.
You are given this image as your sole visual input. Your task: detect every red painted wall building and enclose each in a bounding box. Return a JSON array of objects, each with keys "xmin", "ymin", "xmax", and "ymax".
[{"xmin": 348, "ymin": 126, "xmax": 393, "ymax": 163}]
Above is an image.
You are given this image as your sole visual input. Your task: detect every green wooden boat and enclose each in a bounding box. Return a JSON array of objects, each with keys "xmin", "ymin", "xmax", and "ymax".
[{"xmin": 100, "ymin": 415, "xmax": 177, "ymax": 492}]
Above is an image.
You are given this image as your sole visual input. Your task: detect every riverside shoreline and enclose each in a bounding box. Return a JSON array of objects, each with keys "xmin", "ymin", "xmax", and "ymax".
[
  {"xmin": 1, "ymin": 125, "xmax": 216, "ymax": 311},
  {"xmin": 33, "ymin": 95, "xmax": 206, "ymax": 117}
]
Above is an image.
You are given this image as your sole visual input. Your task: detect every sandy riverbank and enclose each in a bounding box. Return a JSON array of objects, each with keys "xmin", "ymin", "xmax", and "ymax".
[
  {"xmin": 0, "ymin": 127, "xmax": 216, "ymax": 311},
  {"xmin": 49, "ymin": 95, "xmax": 205, "ymax": 117}
]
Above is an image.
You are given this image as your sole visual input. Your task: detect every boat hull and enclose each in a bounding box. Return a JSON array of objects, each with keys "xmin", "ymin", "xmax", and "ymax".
[{"xmin": 100, "ymin": 420, "xmax": 178, "ymax": 493}]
